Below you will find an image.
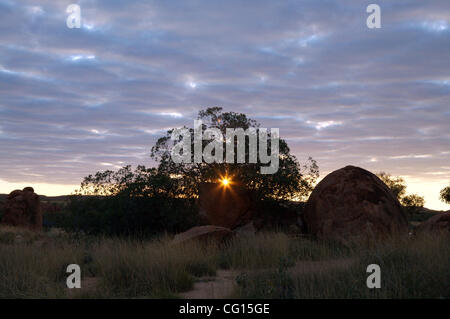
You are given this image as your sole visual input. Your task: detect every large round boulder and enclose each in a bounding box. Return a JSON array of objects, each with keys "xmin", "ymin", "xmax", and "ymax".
[
  {"xmin": 1, "ymin": 187, "xmax": 42, "ymax": 231},
  {"xmin": 198, "ymin": 182, "xmax": 253, "ymax": 229},
  {"xmin": 303, "ymin": 166, "xmax": 408, "ymax": 242}
]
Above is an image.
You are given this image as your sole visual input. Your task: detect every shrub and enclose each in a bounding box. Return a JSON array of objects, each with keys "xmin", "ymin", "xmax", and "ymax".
[{"xmin": 49, "ymin": 195, "xmax": 199, "ymax": 238}]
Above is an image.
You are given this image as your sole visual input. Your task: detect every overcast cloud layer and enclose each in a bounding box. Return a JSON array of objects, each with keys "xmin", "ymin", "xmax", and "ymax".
[{"xmin": 0, "ymin": 0, "xmax": 449, "ymax": 208}]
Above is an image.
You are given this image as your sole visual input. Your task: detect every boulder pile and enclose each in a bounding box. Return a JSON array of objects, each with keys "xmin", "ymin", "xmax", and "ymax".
[{"xmin": 1, "ymin": 187, "xmax": 42, "ymax": 231}]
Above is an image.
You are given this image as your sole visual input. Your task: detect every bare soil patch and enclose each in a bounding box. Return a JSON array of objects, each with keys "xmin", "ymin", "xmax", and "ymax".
[{"xmin": 180, "ymin": 270, "xmax": 238, "ymax": 299}]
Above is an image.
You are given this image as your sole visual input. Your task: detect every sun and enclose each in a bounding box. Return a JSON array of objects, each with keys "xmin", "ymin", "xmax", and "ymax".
[{"xmin": 221, "ymin": 178, "xmax": 230, "ymax": 186}]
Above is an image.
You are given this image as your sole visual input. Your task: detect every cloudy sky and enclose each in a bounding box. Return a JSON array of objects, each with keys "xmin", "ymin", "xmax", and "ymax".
[{"xmin": 0, "ymin": 0, "xmax": 449, "ymax": 210}]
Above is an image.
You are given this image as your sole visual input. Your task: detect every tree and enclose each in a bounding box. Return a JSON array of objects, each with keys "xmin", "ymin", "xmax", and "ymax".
[
  {"xmin": 151, "ymin": 107, "xmax": 319, "ymax": 201},
  {"xmin": 69, "ymin": 107, "xmax": 319, "ymax": 236},
  {"xmin": 376, "ymin": 172, "xmax": 407, "ymax": 200},
  {"xmin": 440, "ymin": 185, "xmax": 450, "ymax": 204},
  {"xmin": 376, "ymin": 172, "xmax": 425, "ymax": 207},
  {"xmin": 401, "ymin": 194, "xmax": 425, "ymax": 208}
]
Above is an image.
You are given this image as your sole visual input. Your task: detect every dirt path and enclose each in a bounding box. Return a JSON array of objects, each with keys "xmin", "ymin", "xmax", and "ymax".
[
  {"xmin": 180, "ymin": 258, "xmax": 358, "ymax": 299},
  {"xmin": 180, "ymin": 270, "xmax": 238, "ymax": 299}
]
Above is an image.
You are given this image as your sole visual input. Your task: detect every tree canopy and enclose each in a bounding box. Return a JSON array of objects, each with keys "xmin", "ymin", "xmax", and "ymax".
[
  {"xmin": 76, "ymin": 165, "xmax": 178, "ymax": 197},
  {"xmin": 376, "ymin": 172, "xmax": 424, "ymax": 207},
  {"xmin": 69, "ymin": 107, "xmax": 318, "ymax": 236},
  {"xmin": 151, "ymin": 107, "xmax": 319, "ymax": 201},
  {"xmin": 77, "ymin": 107, "xmax": 318, "ymax": 201},
  {"xmin": 440, "ymin": 184, "xmax": 450, "ymax": 204}
]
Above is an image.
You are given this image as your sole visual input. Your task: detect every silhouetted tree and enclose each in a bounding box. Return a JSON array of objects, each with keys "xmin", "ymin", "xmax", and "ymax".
[
  {"xmin": 76, "ymin": 165, "xmax": 178, "ymax": 197},
  {"xmin": 151, "ymin": 107, "xmax": 319, "ymax": 201},
  {"xmin": 377, "ymin": 172, "xmax": 407, "ymax": 200},
  {"xmin": 401, "ymin": 194, "xmax": 425, "ymax": 208},
  {"xmin": 69, "ymin": 108, "xmax": 319, "ymax": 235},
  {"xmin": 376, "ymin": 172, "xmax": 425, "ymax": 207},
  {"xmin": 440, "ymin": 184, "xmax": 450, "ymax": 204}
]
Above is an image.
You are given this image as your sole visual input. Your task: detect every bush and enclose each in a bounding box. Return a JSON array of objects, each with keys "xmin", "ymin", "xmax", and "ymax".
[
  {"xmin": 59, "ymin": 165, "xmax": 201, "ymax": 237},
  {"xmin": 50, "ymin": 195, "xmax": 199, "ymax": 238},
  {"xmin": 252, "ymin": 199, "xmax": 305, "ymax": 232}
]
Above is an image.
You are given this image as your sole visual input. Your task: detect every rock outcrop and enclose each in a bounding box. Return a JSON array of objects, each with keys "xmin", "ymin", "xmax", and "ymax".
[
  {"xmin": 416, "ymin": 212, "xmax": 450, "ymax": 234},
  {"xmin": 303, "ymin": 166, "xmax": 408, "ymax": 242},
  {"xmin": 1, "ymin": 187, "xmax": 42, "ymax": 231},
  {"xmin": 198, "ymin": 182, "xmax": 253, "ymax": 229},
  {"xmin": 172, "ymin": 225, "xmax": 233, "ymax": 245}
]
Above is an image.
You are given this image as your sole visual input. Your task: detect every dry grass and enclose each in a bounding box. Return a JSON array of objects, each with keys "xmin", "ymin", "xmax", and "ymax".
[
  {"xmin": 0, "ymin": 226, "xmax": 448, "ymax": 298},
  {"xmin": 0, "ymin": 227, "xmax": 85, "ymax": 298},
  {"xmin": 233, "ymin": 232, "xmax": 450, "ymax": 299}
]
